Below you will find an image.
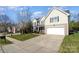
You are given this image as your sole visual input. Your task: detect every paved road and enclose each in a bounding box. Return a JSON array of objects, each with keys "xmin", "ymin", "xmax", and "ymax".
[{"xmin": 0, "ymin": 35, "xmax": 64, "ymax": 53}]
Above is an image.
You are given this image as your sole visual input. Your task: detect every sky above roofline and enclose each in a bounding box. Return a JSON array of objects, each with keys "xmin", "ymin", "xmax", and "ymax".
[{"xmin": 0, "ymin": 6, "xmax": 79, "ymax": 23}]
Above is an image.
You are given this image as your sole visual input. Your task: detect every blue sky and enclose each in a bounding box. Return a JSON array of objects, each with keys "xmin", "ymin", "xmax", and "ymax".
[{"xmin": 0, "ymin": 6, "xmax": 79, "ymax": 23}]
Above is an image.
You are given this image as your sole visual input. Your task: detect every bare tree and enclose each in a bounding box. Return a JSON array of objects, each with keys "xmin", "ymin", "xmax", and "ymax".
[
  {"xmin": 0, "ymin": 14, "xmax": 12, "ymax": 33},
  {"xmin": 17, "ymin": 7, "xmax": 32, "ymax": 34}
]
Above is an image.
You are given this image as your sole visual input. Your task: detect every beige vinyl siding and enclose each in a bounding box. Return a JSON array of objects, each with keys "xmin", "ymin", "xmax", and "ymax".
[
  {"xmin": 45, "ymin": 9, "xmax": 68, "ymax": 26},
  {"xmin": 44, "ymin": 9, "xmax": 69, "ymax": 35}
]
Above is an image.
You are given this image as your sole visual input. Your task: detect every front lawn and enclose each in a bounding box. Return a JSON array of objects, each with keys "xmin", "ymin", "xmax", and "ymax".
[
  {"xmin": 0, "ymin": 39, "xmax": 12, "ymax": 45},
  {"xmin": 10, "ymin": 33, "xmax": 39, "ymax": 41},
  {"xmin": 59, "ymin": 32, "xmax": 79, "ymax": 53}
]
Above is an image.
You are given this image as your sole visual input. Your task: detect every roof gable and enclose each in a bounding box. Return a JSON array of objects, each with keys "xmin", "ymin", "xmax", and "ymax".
[
  {"xmin": 56, "ymin": 9, "xmax": 70, "ymax": 16},
  {"xmin": 43, "ymin": 8, "xmax": 70, "ymax": 22},
  {"xmin": 32, "ymin": 19, "xmax": 37, "ymax": 23},
  {"xmin": 40, "ymin": 16, "xmax": 45, "ymax": 22}
]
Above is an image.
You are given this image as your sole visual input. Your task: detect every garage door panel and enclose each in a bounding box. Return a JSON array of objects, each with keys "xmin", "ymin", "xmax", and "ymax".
[{"xmin": 47, "ymin": 28, "xmax": 65, "ymax": 35}]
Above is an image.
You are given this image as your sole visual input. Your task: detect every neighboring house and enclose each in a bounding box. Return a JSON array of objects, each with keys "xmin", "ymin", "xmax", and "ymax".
[
  {"xmin": 12, "ymin": 26, "xmax": 16, "ymax": 33},
  {"xmin": 32, "ymin": 18, "xmax": 40, "ymax": 32},
  {"xmin": 32, "ymin": 8, "xmax": 70, "ymax": 35},
  {"xmin": 7, "ymin": 26, "xmax": 16, "ymax": 33},
  {"xmin": 7, "ymin": 27, "xmax": 11, "ymax": 33}
]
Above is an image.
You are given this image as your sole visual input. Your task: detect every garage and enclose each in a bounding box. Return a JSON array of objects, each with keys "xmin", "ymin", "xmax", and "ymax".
[{"xmin": 47, "ymin": 28, "xmax": 65, "ymax": 35}]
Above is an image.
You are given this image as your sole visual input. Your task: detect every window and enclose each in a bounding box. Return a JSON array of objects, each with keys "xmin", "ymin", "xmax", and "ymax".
[
  {"xmin": 33, "ymin": 22, "xmax": 37, "ymax": 26},
  {"xmin": 50, "ymin": 16, "xmax": 59, "ymax": 23}
]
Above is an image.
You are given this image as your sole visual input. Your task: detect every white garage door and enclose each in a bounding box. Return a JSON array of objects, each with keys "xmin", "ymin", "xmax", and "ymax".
[{"xmin": 47, "ymin": 28, "xmax": 65, "ymax": 35}]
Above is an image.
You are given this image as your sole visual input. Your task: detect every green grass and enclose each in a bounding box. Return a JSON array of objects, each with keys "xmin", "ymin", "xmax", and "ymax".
[
  {"xmin": 10, "ymin": 33, "xmax": 39, "ymax": 41},
  {"xmin": 0, "ymin": 39, "xmax": 12, "ymax": 45},
  {"xmin": 59, "ymin": 32, "xmax": 79, "ymax": 53}
]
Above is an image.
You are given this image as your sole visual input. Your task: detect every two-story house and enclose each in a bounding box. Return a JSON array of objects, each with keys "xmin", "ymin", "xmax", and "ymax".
[{"xmin": 32, "ymin": 8, "xmax": 70, "ymax": 35}]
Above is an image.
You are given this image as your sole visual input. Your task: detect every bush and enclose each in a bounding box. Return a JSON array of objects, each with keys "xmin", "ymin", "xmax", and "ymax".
[{"xmin": 69, "ymin": 21, "xmax": 79, "ymax": 31}]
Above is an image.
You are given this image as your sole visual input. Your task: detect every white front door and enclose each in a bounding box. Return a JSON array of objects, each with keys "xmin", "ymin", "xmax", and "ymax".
[{"xmin": 47, "ymin": 28, "xmax": 65, "ymax": 35}]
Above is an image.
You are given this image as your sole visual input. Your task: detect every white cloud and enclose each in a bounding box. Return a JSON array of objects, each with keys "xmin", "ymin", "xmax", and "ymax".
[
  {"xmin": 31, "ymin": 11, "xmax": 44, "ymax": 18},
  {"xmin": 33, "ymin": 11, "xmax": 42, "ymax": 15}
]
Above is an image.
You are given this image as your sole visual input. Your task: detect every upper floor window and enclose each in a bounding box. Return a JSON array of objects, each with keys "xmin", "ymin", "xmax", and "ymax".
[
  {"xmin": 33, "ymin": 22, "xmax": 37, "ymax": 26},
  {"xmin": 50, "ymin": 16, "xmax": 59, "ymax": 23}
]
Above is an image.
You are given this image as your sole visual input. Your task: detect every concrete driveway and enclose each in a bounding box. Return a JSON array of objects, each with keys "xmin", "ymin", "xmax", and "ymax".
[{"xmin": 0, "ymin": 35, "xmax": 64, "ymax": 53}]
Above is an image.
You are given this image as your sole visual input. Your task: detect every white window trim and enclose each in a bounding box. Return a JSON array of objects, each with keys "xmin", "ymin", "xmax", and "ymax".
[{"xmin": 50, "ymin": 16, "xmax": 59, "ymax": 23}]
